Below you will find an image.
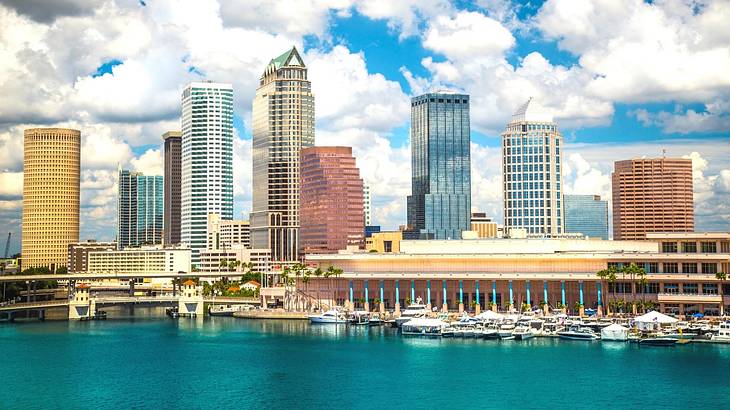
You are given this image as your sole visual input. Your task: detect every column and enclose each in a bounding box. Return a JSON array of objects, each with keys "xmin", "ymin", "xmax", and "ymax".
[
  {"xmin": 426, "ymin": 280, "xmax": 432, "ymax": 310},
  {"xmin": 379, "ymin": 280, "xmax": 385, "ymax": 314},
  {"xmin": 543, "ymin": 281, "xmax": 549, "ymax": 315},
  {"xmin": 475, "ymin": 280, "xmax": 481, "ymax": 315},
  {"xmin": 410, "ymin": 279, "xmax": 415, "ymax": 304},
  {"xmin": 526, "ymin": 281, "xmax": 531, "ymax": 307},
  {"xmin": 395, "ymin": 280, "xmax": 401, "ymax": 316},
  {"xmin": 348, "ymin": 280, "xmax": 354, "ymax": 311},
  {"xmin": 492, "ymin": 280, "xmax": 497, "ymax": 311},
  {"xmin": 579, "ymin": 281, "xmax": 585, "ymax": 317},
  {"xmin": 597, "ymin": 282, "xmax": 604, "ymax": 317},
  {"xmin": 458, "ymin": 280, "xmax": 464, "ymax": 314},
  {"xmin": 442, "ymin": 280, "xmax": 448, "ymax": 313},
  {"xmin": 364, "ymin": 280, "xmax": 370, "ymax": 312},
  {"xmin": 561, "ymin": 280, "xmax": 566, "ymax": 313},
  {"xmin": 508, "ymin": 280, "xmax": 514, "ymax": 309}
]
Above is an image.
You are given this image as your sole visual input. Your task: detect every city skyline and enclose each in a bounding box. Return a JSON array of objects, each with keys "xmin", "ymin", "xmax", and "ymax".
[{"xmin": 0, "ymin": 0, "xmax": 729, "ymax": 253}]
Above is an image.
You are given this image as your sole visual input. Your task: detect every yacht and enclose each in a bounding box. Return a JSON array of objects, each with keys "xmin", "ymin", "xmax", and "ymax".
[
  {"xmin": 513, "ymin": 325, "xmax": 534, "ymax": 340},
  {"xmin": 498, "ymin": 321, "xmax": 516, "ymax": 339},
  {"xmin": 401, "ymin": 318, "xmax": 448, "ymax": 337},
  {"xmin": 712, "ymin": 321, "xmax": 730, "ymax": 342},
  {"xmin": 309, "ymin": 309, "xmax": 347, "ymax": 324},
  {"xmin": 480, "ymin": 324, "xmax": 501, "ymax": 339},
  {"xmin": 351, "ymin": 311, "xmax": 370, "ymax": 325},
  {"xmin": 395, "ymin": 303, "xmax": 430, "ymax": 327},
  {"xmin": 558, "ymin": 325, "xmax": 599, "ymax": 341},
  {"xmin": 368, "ymin": 313, "xmax": 383, "ymax": 326},
  {"xmin": 639, "ymin": 337, "xmax": 678, "ymax": 346}
]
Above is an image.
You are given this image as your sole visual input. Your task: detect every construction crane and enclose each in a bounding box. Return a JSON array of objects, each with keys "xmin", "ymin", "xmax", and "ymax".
[{"xmin": 3, "ymin": 232, "xmax": 10, "ymax": 259}]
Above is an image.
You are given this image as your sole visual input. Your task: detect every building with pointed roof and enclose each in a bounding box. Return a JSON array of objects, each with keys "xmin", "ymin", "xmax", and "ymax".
[
  {"xmin": 251, "ymin": 46, "xmax": 314, "ymax": 263},
  {"xmin": 502, "ymin": 98, "xmax": 564, "ymax": 236}
]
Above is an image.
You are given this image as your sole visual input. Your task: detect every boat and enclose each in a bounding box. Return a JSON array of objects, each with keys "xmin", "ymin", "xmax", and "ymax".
[
  {"xmin": 401, "ymin": 318, "xmax": 448, "ymax": 337},
  {"xmin": 480, "ymin": 323, "xmax": 501, "ymax": 339},
  {"xmin": 208, "ymin": 304, "xmax": 253, "ymax": 316},
  {"xmin": 498, "ymin": 321, "xmax": 516, "ymax": 339},
  {"xmin": 441, "ymin": 326, "xmax": 456, "ymax": 338},
  {"xmin": 558, "ymin": 325, "xmax": 599, "ymax": 340},
  {"xmin": 395, "ymin": 303, "xmax": 430, "ymax": 327},
  {"xmin": 639, "ymin": 337, "xmax": 678, "ymax": 346},
  {"xmin": 351, "ymin": 311, "xmax": 370, "ymax": 325},
  {"xmin": 513, "ymin": 325, "xmax": 534, "ymax": 340},
  {"xmin": 711, "ymin": 321, "xmax": 730, "ymax": 342},
  {"xmin": 368, "ymin": 313, "xmax": 383, "ymax": 326},
  {"xmin": 308, "ymin": 309, "xmax": 347, "ymax": 324}
]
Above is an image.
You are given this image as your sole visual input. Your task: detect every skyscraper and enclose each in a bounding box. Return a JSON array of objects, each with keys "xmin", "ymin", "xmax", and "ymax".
[
  {"xmin": 300, "ymin": 147, "xmax": 364, "ymax": 254},
  {"xmin": 251, "ymin": 46, "xmax": 314, "ymax": 262},
  {"xmin": 181, "ymin": 82, "xmax": 234, "ymax": 264},
  {"xmin": 502, "ymin": 98, "xmax": 564, "ymax": 235},
  {"xmin": 363, "ymin": 183, "xmax": 372, "ymax": 226},
  {"xmin": 406, "ymin": 92, "xmax": 471, "ymax": 240},
  {"xmin": 22, "ymin": 128, "xmax": 80, "ymax": 270},
  {"xmin": 163, "ymin": 131, "xmax": 182, "ymax": 245},
  {"xmin": 612, "ymin": 157, "xmax": 694, "ymax": 240},
  {"xmin": 117, "ymin": 168, "xmax": 163, "ymax": 249},
  {"xmin": 564, "ymin": 194, "xmax": 608, "ymax": 240}
]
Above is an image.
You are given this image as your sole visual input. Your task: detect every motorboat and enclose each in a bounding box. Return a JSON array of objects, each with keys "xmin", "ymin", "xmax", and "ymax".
[
  {"xmin": 513, "ymin": 325, "xmax": 534, "ymax": 340},
  {"xmin": 711, "ymin": 321, "xmax": 730, "ymax": 342},
  {"xmin": 401, "ymin": 318, "xmax": 448, "ymax": 337},
  {"xmin": 395, "ymin": 303, "xmax": 430, "ymax": 327},
  {"xmin": 498, "ymin": 321, "xmax": 516, "ymax": 339},
  {"xmin": 368, "ymin": 313, "xmax": 383, "ymax": 326},
  {"xmin": 558, "ymin": 325, "xmax": 599, "ymax": 341},
  {"xmin": 309, "ymin": 309, "xmax": 347, "ymax": 324},
  {"xmin": 441, "ymin": 326, "xmax": 456, "ymax": 338},
  {"xmin": 639, "ymin": 337, "xmax": 678, "ymax": 346},
  {"xmin": 350, "ymin": 311, "xmax": 370, "ymax": 325},
  {"xmin": 480, "ymin": 324, "xmax": 501, "ymax": 339}
]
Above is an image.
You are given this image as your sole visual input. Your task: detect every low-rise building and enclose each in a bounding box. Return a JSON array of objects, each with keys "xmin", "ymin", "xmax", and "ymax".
[
  {"xmin": 303, "ymin": 232, "xmax": 730, "ymax": 316},
  {"xmin": 470, "ymin": 212, "xmax": 498, "ymax": 238},
  {"xmin": 242, "ymin": 280, "xmax": 261, "ymax": 291},
  {"xmin": 67, "ymin": 240, "xmax": 117, "ymax": 272},
  {"xmin": 198, "ymin": 245, "xmax": 271, "ymax": 273},
  {"xmin": 207, "ymin": 213, "xmax": 251, "ymax": 250},
  {"xmin": 87, "ymin": 246, "xmax": 191, "ymax": 284},
  {"xmin": 365, "ymin": 231, "xmax": 403, "ymax": 253}
]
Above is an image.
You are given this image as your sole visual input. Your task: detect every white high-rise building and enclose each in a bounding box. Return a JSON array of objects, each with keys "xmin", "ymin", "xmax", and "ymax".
[
  {"xmin": 502, "ymin": 98, "xmax": 564, "ymax": 236},
  {"xmin": 251, "ymin": 47, "xmax": 314, "ymax": 263},
  {"xmin": 181, "ymin": 82, "xmax": 234, "ymax": 264},
  {"xmin": 363, "ymin": 184, "xmax": 372, "ymax": 226}
]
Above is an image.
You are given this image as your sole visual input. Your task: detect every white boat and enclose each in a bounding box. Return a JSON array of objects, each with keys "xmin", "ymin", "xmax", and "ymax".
[
  {"xmin": 401, "ymin": 318, "xmax": 448, "ymax": 336},
  {"xmin": 351, "ymin": 311, "xmax": 370, "ymax": 325},
  {"xmin": 395, "ymin": 303, "xmax": 430, "ymax": 327},
  {"xmin": 712, "ymin": 321, "xmax": 730, "ymax": 342},
  {"xmin": 498, "ymin": 321, "xmax": 515, "ymax": 339},
  {"xmin": 480, "ymin": 325, "xmax": 500, "ymax": 339},
  {"xmin": 309, "ymin": 309, "xmax": 347, "ymax": 324},
  {"xmin": 558, "ymin": 325, "xmax": 599, "ymax": 340},
  {"xmin": 368, "ymin": 313, "xmax": 383, "ymax": 326},
  {"xmin": 513, "ymin": 325, "xmax": 534, "ymax": 340}
]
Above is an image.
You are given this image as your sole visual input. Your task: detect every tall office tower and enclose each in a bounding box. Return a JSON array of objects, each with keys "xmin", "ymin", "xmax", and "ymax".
[
  {"xmin": 117, "ymin": 168, "xmax": 163, "ymax": 249},
  {"xmin": 406, "ymin": 92, "xmax": 471, "ymax": 240},
  {"xmin": 251, "ymin": 46, "xmax": 314, "ymax": 262},
  {"xmin": 564, "ymin": 194, "xmax": 609, "ymax": 240},
  {"xmin": 612, "ymin": 157, "xmax": 694, "ymax": 240},
  {"xmin": 181, "ymin": 82, "xmax": 234, "ymax": 264},
  {"xmin": 363, "ymin": 184, "xmax": 372, "ymax": 226},
  {"xmin": 22, "ymin": 128, "xmax": 80, "ymax": 271},
  {"xmin": 502, "ymin": 98, "xmax": 564, "ymax": 235},
  {"xmin": 163, "ymin": 131, "xmax": 182, "ymax": 245},
  {"xmin": 300, "ymin": 147, "xmax": 364, "ymax": 254}
]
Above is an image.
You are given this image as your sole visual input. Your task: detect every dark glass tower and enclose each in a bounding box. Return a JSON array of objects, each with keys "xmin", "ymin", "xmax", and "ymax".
[
  {"xmin": 117, "ymin": 168, "xmax": 163, "ymax": 249},
  {"xmin": 406, "ymin": 92, "xmax": 471, "ymax": 240}
]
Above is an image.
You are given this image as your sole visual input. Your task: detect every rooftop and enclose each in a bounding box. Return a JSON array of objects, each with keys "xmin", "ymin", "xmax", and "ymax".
[{"xmin": 510, "ymin": 97, "xmax": 554, "ymax": 124}]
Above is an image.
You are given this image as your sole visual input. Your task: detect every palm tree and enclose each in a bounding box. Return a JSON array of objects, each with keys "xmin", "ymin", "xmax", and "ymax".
[
  {"xmin": 622, "ymin": 263, "xmax": 645, "ymax": 313},
  {"xmin": 716, "ymin": 272, "xmax": 726, "ymax": 315},
  {"xmin": 219, "ymin": 258, "xmax": 228, "ymax": 270},
  {"xmin": 637, "ymin": 270, "xmax": 648, "ymax": 311}
]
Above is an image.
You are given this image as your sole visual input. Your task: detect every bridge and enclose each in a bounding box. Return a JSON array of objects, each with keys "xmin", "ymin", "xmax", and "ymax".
[{"xmin": 0, "ymin": 271, "xmax": 263, "ymax": 282}]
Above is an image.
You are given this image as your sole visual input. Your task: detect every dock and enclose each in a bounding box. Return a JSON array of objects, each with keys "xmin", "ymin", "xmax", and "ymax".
[{"xmin": 232, "ymin": 310, "xmax": 309, "ymax": 320}]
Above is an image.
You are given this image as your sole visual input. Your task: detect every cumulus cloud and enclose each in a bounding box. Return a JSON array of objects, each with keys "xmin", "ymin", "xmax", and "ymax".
[
  {"xmin": 423, "ymin": 11, "xmax": 515, "ymax": 60},
  {"xmin": 630, "ymin": 99, "xmax": 730, "ymax": 134}
]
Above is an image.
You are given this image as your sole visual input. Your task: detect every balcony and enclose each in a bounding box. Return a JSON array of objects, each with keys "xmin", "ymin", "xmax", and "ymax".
[{"xmin": 657, "ymin": 293, "xmax": 722, "ymax": 303}]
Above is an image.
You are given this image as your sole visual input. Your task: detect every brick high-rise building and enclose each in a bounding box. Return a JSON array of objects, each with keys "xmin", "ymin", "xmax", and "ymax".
[
  {"xmin": 612, "ymin": 157, "xmax": 694, "ymax": 240},
  {"xmin": 300, "ymin": 147, "xmax": 364, "ymax": 254},
  {"xmin": 163, "ymin": 131, "xmax": 182, "ymax": 245},
  {"xmin": 22, "ymin": 128, "xmax": 80, "ymax": 271}
]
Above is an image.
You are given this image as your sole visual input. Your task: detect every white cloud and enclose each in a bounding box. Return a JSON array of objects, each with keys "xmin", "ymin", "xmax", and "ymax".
[
  {"xmin": 129, "ymin": 148, "xmax": 163, "ymax": 176},
  {"xmin": 354, "ymin": 0, "xmax": 453, "ymax": 39},
  {"xmin": 629, "ymin": 99, "xmax": 730, "ymax": 134},
  {"xmin": 423, "ymin": 11, "xmax": 515, "ymax": 60},
  {"xmin": 0, "ymin": 171, "xmax": 22, "ymax": 199}
]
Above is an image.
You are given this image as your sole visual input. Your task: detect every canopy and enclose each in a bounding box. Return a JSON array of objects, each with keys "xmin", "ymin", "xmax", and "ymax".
[
  {"xmin": 601, "ymin": 323, "xmax": 629, "ymax": 341},
  {"xmin": 476, "ymin": 310, "xmax": 504, "ymax": 320},
  {"xmin": 633, "ymin": 311, "xmax": 678, "ymax": 324}
]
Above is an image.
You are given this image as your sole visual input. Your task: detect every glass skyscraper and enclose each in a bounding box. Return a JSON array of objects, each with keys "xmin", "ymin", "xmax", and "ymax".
[
  {"xmin": 502, "ymin": 98, "xmax": 564, "ymax": 235},
  {"xmin": 406, "ymin": 92, "xmax": 471, "ymax": 240},
  {"xmin": 117, "ymin": 168, "xmax": 163, "ymax": 249},
  {"xmin": 251, "ymin": 47, "xmax": 314, "ymax": 262},
  {"xmin": 564, "ymin": 194, "xmax": 609, "ymax": 239},
  {"xmin": 181, "ymin": 82, "xmax": 234, "ymax": 264}
]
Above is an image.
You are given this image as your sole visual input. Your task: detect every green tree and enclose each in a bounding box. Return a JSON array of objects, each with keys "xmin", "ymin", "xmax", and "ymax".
[{"xmin": 716, "ymin": 272, "xmax": 726, "ymax": 315}]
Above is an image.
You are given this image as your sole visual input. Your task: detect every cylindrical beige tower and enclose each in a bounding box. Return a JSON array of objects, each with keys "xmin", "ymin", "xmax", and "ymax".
[{"xmin": 22, "ymin": 128, "xmax": 81, "ymax": 271}]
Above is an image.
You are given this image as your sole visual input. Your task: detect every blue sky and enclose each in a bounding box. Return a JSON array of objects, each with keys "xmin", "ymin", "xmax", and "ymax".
[{"xmin": 0, "ymin": 0, "xmax": 729, "ymax": 255}]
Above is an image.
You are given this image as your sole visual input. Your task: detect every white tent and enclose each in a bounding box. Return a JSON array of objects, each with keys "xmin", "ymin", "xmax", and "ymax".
[
  {"xmin": 601, "ymin": 323, "xmax": 629, "ymax": 341},
  {"xmin": 633, "ymin": 311, "xmax": 678, "ymax": 331},
  {"xmin": 476, "ymin": 310, "xmax": 504, "ymax": 320}
]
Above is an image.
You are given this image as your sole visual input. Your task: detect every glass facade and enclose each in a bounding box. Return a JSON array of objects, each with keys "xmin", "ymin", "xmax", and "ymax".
[
  {"xmin": 117, "ymin": 169, "xmax": 163, "ymax": 249},
  {"xmin": 564, "ymin": 194, "xmax": 609, "ymax": 239},
  {"xmin": 181, "ymin": 82, "xmax": 234, "ymax": 264},
  {"xmin": 501, "ymin": 98, "xmax": 564, "ymax": 235},
  {"xmin": 407, "ymin": 93, "xmax": 471, "ymax": 240}
]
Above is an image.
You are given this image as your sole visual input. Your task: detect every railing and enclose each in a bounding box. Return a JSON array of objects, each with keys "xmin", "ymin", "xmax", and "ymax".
[{"xmin": 0, "ymin": 300, "xmax": 69, "ymax": 311}]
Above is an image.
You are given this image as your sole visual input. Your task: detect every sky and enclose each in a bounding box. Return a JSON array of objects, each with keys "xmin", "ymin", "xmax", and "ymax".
[{"xmin": 0, "ymin": 0, "xmax": 729, "ymax": 255}]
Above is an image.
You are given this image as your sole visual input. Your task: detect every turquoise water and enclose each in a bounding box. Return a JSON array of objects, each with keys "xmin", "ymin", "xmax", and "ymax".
[{"xmin": 2, "ymin": 314, "xmax": 729, "ymax": 409}]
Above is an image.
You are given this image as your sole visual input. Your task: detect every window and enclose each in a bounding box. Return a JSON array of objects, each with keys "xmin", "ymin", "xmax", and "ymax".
[
  {"xmin": 663, "ymin": 283, "xmax": 679, "ymax": 294},
  {"xmin": 641, "ymin": 283, "xmax": 659, "ymax": 294},
  {"xmin": 682, "ymin": 263, "xmax": 698, "ymax": 274},
  {"xmin": 702, "ymin": 283, "xmax": 718, "ymax": 295},
  {"xmin": 681, "ymin": 242, "xmax": 697, "ymax": 253},
  {"xmin": 682, "ymin": 283, "xmax": 698, "ymax": 294},
  {"xmin": 383, "ymin": 241, "xmax": 392, "ymax": 253},
  {"xmin": 646, "ymin": 262, "xmax": 659, "ymax": 273},
  {"xmin": 662, "ymin": 242, "xmax": 677, "ymax": 253},
  {"xmin": 701, "ymin": 263, "xmax": 717, "ymax": 274},
  {"xmin": 663, "ymin": 262, "xmax": 678, "ymax": 273},
  {"xmin": 700, "ymin": 242, "xmax": 717, "ymax": 253}
]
